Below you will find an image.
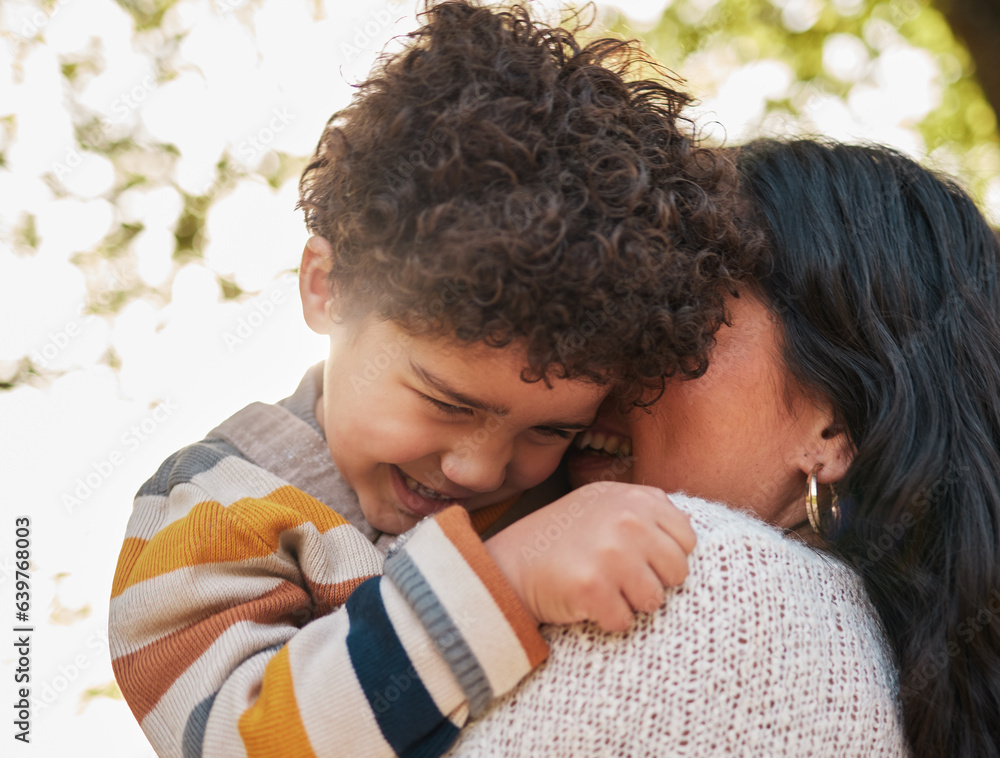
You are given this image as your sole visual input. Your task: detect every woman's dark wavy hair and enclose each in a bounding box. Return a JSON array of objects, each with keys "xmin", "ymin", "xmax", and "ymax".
[
  {"xmin": 298, "ymin": 0, "xmax": 748, "ymax": 395},
  {"xmin": 736, "ymin": 139, "xmax": 1000, "ymax": 758}
]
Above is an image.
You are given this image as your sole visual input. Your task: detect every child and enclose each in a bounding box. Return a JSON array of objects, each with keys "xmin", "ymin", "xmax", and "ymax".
[{"xmin": 109, "ymin": 2, "xmax": 745, "ymax": 756}]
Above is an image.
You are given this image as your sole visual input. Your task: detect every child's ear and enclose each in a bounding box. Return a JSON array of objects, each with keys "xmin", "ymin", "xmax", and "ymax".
[{"xmin": 299, "ymin": 235, "xmax": 337, "ymax": 335}]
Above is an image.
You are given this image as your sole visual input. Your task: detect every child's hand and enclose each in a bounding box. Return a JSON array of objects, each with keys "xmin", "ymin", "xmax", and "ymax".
[{"xmin": 485, "ymin": 481, "xmax": 696, "ymax": 633}]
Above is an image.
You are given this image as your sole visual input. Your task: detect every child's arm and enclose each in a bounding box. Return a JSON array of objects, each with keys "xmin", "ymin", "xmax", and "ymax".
[
  {"xmin": 485, "ymin": 481, "xmax": 697, "ymax": 632},
  {"xmin": 110, "ymin": 441, "xmax": 545, "ymax": 758}
]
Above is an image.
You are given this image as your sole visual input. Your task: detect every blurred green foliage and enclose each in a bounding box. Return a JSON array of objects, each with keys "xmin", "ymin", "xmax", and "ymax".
[
  {"xmin": 604, "ymin": 0, "xmax": 1000, "ymax": 207},
  {"xmin": 114, "ymin": 0, "xmax": 179, "ymax": 31}
]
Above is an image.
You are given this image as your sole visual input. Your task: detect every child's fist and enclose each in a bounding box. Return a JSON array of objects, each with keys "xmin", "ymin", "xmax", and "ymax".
[{"xmin": 485, "ymin": 481, "xmax": 696, "ymax": 632}]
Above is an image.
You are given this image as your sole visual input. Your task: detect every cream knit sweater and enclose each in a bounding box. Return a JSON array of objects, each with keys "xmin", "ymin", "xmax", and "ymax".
[{"xmin": 447, "ymin": 494, "xmax": 910, "ymax": 757}]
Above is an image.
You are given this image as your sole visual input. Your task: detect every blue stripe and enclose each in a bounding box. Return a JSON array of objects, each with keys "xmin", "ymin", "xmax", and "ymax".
[
  {"xmin": 137, "ymin": 439, "xmax": 245, "ymax": 498},
  {"xmin": 346, "ymin": 577, "xmax": 458, "ymax": 755},
  {"xmin": 385, "ymin": 550, "xmax": 493, "ymax": 716},
  {"xmin": 182, "ymin": 692, "xmax": 216, "ymax": 758},
  {"xmin": 180, "ymin": 643, "xmax": 285, "ymax": 758}
]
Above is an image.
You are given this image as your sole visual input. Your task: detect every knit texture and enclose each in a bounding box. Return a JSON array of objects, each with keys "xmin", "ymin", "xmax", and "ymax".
[
  {"xmin": 109, "ymin": 366, "xmax": 546, "ymax": 758},
  {"xmin": 446, "ymin": 494, "xmax": 909, "ymax": 757}
]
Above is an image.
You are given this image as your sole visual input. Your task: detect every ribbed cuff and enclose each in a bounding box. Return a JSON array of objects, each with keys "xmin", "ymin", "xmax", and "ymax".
[{"xmin": 384, "ymin": 549, "xmax": 494, "ymax": 717}]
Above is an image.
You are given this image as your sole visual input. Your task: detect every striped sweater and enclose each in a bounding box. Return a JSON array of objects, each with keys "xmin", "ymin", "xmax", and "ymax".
[{"xmin": 109, "ymin": 366, "xmax": 548, "ymax": 757}]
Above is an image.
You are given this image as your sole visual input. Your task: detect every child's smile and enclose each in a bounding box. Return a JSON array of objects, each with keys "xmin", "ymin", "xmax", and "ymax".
[{"xmin": 389, "ymin": 464, "xmax": 468, "ymax": 519}]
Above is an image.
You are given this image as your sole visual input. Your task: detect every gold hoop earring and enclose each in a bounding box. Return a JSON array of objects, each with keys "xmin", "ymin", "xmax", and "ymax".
[
  {"xmin": 806, "ymin": 464, "xmax": 843, "ymax": 536},
  {"xmin": 806, "ymin": 465, "xmax": 821, "ymax": 534},
  {"xmin": 828, "ymin": 483, "xmax": 841, "ymax": 534}
]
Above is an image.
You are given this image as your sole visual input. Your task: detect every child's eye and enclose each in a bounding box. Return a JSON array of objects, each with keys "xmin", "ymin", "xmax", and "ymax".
[
  {"xmin": 532, "ymin": 426, "xmax": 574, "ymax": 440},
  {"xmin": 421, "ymin": 394, "xmax": 474, "ymax": 417}
]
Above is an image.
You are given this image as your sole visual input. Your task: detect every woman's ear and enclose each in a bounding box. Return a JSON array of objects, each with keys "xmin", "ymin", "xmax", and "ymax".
[
  {"xmin": 814, "ymin": 422, "xmax": 854, "ymax": 485},
  {"xmin": 796, "ymin": 400, "xmax": 855, "ymax": 485},
  {"xmin": 299, "ymin": 236, "xmax": 336, "ymax": 335}
]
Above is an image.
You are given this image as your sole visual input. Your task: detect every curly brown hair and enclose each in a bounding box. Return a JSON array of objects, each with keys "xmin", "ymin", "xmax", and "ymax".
[{"xmin": 298, "ymin": 0, "xmax": 748, "ymax": 397}]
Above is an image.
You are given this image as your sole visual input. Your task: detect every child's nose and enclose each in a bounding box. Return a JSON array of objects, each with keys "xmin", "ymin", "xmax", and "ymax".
[{"xmin": 440, "ymin": 445, "xmax": 510, "ymax": 493}]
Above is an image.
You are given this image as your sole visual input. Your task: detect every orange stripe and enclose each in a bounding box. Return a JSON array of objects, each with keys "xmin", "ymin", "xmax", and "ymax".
[
  {"xmin": 111, "ymin": 487, "xmax": 351, "ymax": 598},
  {"xmin": 308, "ymin": 575, "xmax": 373, "ymax": 618},
  {"xmin": 113, "ymin": 581, "xmax": 309, "ymax": 722},
  {"xmin": 238, "ymin": 646, "xmax": 316, "ymax": 758},
  {"xmin": 434, "ymin": 506, "xmax": 549, "ymax": 667},
  {"xmin": 235, "ymin": 485, "xmax": 351, "ymax": 535},
  {"xmin": 111, "ymin": 537, "xmax": 148, "ymax": 599},
  {"xmin": 469, "ymin": 494, "xmax": 519, "ymax": 535}
]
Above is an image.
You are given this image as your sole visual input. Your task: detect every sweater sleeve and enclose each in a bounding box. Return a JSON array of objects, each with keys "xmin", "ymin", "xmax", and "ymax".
[{"xmin": 109, "ymin": 441, "xmax": 547, "ymax": 758}]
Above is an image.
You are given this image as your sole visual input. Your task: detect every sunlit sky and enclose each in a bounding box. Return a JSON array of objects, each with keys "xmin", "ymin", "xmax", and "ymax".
[{"xmin": 0, "ymin": 0, "xmax": 996, "ymax": 754}]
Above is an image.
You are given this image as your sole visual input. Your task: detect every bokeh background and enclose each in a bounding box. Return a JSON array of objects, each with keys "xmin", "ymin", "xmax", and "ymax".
[{"xmin": 1, "ymin": 0, "xmax": 997, "ymax": 754}]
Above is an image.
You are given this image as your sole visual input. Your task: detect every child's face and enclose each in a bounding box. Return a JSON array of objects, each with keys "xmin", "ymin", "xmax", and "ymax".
[{"xmin": 316, "ymin": 317, "xmax": 608, "ymax": 535}]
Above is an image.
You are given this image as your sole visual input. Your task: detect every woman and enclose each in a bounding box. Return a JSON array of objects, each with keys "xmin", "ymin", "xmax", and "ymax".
[{"xmin": 447, "ymin": 140, "xmax": 1000, "ymax": 757}]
